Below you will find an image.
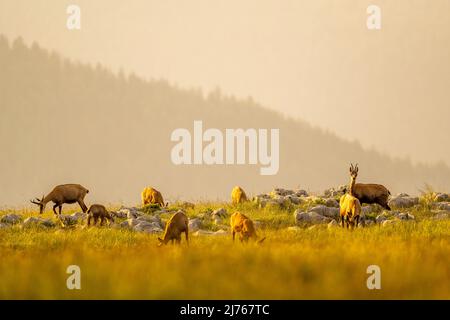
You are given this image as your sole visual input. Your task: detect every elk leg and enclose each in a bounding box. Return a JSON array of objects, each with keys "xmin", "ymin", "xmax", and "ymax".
[
  {"xmin": 185, "ymin": 230, "xmax": 189, "ymax": 246},
  {"xmin": 58, "ymin": 205, "xmax": 62, "ymax": 216},
  {"xmin": 340, "ymin": 216, "xmax": 345, "ymax": 228},
  {"xmin": 355, "ymin": 216, "xmax": 360, "ymax": 228},
  {"xmin": 100, "ymin": 217, "xmax": 105, "ymax": 226},
  {"xmin": 232, "ymin": 231, "xmax": 236, "ymax": 241},
  {"xmin": 94, "ymin": 216, "xmax": 98, "ymax": 226},
  {"xmin": 78, "ymin": 200, "xmax": 88, "ymax": 213},
  {"xmin": 87, "ymin": 215, "xmax": 91, "ymax": 226},
  {"xmin": 52, "ymin": 204, "xmax": 59, "ymax": 216}
]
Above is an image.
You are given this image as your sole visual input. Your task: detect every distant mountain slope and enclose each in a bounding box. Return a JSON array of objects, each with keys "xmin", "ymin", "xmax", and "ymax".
[{"xmin": 0, "ymin": 35, "xmax": 449, "ymax": 205}]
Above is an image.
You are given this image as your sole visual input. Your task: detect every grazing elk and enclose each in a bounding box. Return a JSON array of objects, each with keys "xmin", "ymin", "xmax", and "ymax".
[
  {"xmin": 158, "ymin": 211, "xmax": 189, "ymax": 246},
  {"xmin": 87, "ymin": 204, "xmax": 114, "ymax": 226},
  {"xmin": 230, "ymin": 212, "xmax": 265, "ymax": 243},
  {"xmin": 30, "ymin": 184, "xmax": 89, "ymax": 215},
  {"xmin": 141, "ymin": 187, "xmax": 167, "ymax": 207},
  {"xmin": 342, "ymin": 164, "xmax": 391, "ymax": 210},
  {"xmin": 339, "ymin": 164, "xmax": 362, "ymax": 229},
  {"xmin": 231, "ymin": 186, "xmax": 248, "ymax": 205}
]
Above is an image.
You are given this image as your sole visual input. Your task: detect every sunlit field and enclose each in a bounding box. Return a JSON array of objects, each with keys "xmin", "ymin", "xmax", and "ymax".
[{"xmin": 0, "ymin": 201, "xmax": 449, "ymax": 300}]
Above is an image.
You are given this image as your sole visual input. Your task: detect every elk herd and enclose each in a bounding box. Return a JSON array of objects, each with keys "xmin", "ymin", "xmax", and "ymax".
[{"xmin": 29, "ymin": 164, "xmax": 391, "ymax": 244}]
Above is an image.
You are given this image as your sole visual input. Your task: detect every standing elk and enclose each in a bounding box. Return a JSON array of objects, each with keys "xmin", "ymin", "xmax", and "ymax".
[
  {"xmin": 158, "ymin": 211, "xmax": 189, "ymax": 246},
  {"xmin": 30, "ymin": 184, "xmax": 89, "ymax": 216},
  {"xmin": 339, "ymin": 164, "xmax": 362, "ymax": 229},
  {"xmin": 342, "ymin": 164, "xmax": 391, "ymax": 210}
]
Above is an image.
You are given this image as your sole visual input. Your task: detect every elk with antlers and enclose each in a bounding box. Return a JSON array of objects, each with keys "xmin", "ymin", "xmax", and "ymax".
[
  {"xmin": 342, "ymin": 163, "xmax": 391, "ymax": 210},
  {"xmin": 30, "ymin": 184, "xmax": 89, "ymax": 215}
]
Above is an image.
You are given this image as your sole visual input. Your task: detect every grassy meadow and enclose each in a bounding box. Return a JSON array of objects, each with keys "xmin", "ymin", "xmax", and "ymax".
[{"xmin": 0, "ymin": 201, "xmax": 449, "ymax": 300}]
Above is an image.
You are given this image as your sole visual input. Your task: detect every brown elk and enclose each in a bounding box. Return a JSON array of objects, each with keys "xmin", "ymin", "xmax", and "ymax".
[
  {"xmin": 230, "ymin": 212, "xmax": 265, "ymax": 243},
  {"xmin": 87, "ymin": 204, "xmax": 114, "ymax": 226},
  {"xmin": 342, "ymin": 164, "xmax": 391, "ymax": 210},
  {"xmin": 158, "ymin": 211, "xmax": 189, "ymax": 246},
  {"xmin": 30, "ymin": 184, "xmax": 89, "ymax": 215}
]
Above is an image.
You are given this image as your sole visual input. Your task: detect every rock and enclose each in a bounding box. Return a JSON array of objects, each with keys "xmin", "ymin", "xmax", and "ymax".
[
  {"xmin": 188, "ymin": 218, "xmax": 202, "ymax": 232},
  {"xmin": 309, "ymin": 205, "xmax": 339, "ymax": 218},
  {"xmin": 213, "ymin": 217, "xmax": 223, "ymax": 225},
  {"xmin": 22, "ymin": 217, "xmax": 41, "ymax": 227},
  {"xmin": 59, "ymin": 215, "xmax": 78, "ymax": 225},
  {"xmin": 327, "ymin": 220, "xmax": 338, "ymax": 229},
  {"xmin": 136, "ymin": 215, "xmax": 162, "ymax": 226},
  {"xmin": 397, "ymin": 193, "xmax": 410, "ymax": 198},
  {"xmin": 118, "ymin": 207, "xmax": 141, "ymax": 219},
  {"xmin": 134, "ymin": 221, "xmax": 163, "ymax": 233},
  {"xmin": 294, "ymin": 189, "xmax": 308, "ymax": 197},
  {"xmin": 1, "ymin": 214, "xmax": 22, "ymax": 225},
  {"xmin": 111, "ymin": 211, "xmax": 127, "ymax": 219},
  {"xmin": 394, "ymin": 212, "xmax": 415, "ymax": 220},
  {"xmin": 433, "ymin": 202, "xmax": 450, "ymax": 211},
  {"xmin": 388, "ymin": 196, "xmax": 419, "ymax": 209},
  {"xmin": 213, "ymin": 229, "xmax": 228, "ymax": 236},
  {"xmin": 285, "ymin": 195, "xmax": 302, "ymax": 205},
  {"xmin": 435, "ymin": 193, "xmax": 449, "ymax": 202},
  {"xmin": 294, "ymin": 210, "xmax": 331, "ymax": 224},
  {"xmin": 0, "ymin": 223, "xmax": 9, "ymax": 229},
  {"xmin": 127, "ymin": 218, "xmax": 139, "ymax": 228},
  {"xmin": 270, "ymin": 188, "xmax": 295, "ymax": 197},
  {"xmin": 212, "ymin": 208, "xmax": 227, "ymax": 218},
  {"xmin": 376, "ymin": 213, "xmax": 390, "ymax": 224},
  {"xmin": 324, "ymin": 198, "xmax": 339, "ymax": 208},
  {"xmin": 71, "ymin": 212, "xmax": 87, "ymax": 221}
]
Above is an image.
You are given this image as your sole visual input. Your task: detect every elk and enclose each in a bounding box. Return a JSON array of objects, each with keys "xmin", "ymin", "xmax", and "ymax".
[
  {"xmin": 339, "ymin": 164, "xmax": 362, "ymax": 229},
  {"xmin": 158, "ymin": 211, "xmax": 189, "ymax": 246},
  {"xmin": 87, "ymin": 204, "xmax": 114, "ymax": 226},
  {"xmin": 30, "ymin": 184, "xmax": 89, "ymax": 215},
  {"xmin": 141, "ymin": 187, "xmax": 167, "ymax": 207},
  {"xmin": 231, "ymin": 186, "xmax": 248, "ymax": 205},
  {"xmin": 342, "ymin": 164, "xmax": 391, "ymax": 210},
  {"xmin": 230, "ymin": 212, "xmax": 265, "ymax": 243}
]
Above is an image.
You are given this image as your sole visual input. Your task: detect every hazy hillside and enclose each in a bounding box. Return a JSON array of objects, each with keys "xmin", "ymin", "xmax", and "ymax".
[{"xmin": 0, "ymin": 35, "xmax": 449, "ymax": 206}]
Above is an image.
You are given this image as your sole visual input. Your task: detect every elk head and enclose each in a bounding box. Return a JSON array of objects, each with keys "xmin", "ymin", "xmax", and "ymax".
[
  {"xmin": 30, "ymin": 196, "xmax": 45, "ymax": 214},
  {"xmin": 349, "ymin": 163, "xmax": 359, "ymax": 179}
]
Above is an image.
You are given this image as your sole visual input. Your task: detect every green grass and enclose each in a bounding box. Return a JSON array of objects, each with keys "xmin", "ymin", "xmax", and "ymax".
[{"xmin": 0, "ymin": 204, "xmax": 449, "ymax": 299}]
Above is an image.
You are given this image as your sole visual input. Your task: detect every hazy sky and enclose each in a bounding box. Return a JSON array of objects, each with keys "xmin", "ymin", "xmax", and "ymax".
[{"xmin": 1, "ymin": 0, "xmax": 449, "ymax": 165}]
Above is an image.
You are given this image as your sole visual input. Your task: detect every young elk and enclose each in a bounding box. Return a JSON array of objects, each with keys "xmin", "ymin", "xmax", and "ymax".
[
  {"xmin": 231, "ymin": 186, "xmax": 248, "ymax": 205},
  {"xmin": 339, "ymin": 164, "xmax": 362, "ymax": 229},
  {"xmin": 87, "ymin": 204, "xmax": 114, "ymax": 226},
  {"xmin": 342, "ymin": 164, "xmax": 391, "ymax": 210},
  {"xmin": 158, "ymin": 211, "xmax": 189, "ymax": 246},
  {"xmin": 30, "ymin": 184, "xmax": 89, "ymax": 216},
  {"xmin": 141, "ymin": 187, "xmax": 167, "ymax": 207},
  {"xmin": 230, "ymin": 212, "xmax": 265, "ymax": 243}
]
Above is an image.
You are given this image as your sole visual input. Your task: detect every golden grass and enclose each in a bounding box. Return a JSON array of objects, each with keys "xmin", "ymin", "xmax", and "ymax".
[{"xmin": 0, "ymin": 205, "xmax": 449, "ymax": 300}]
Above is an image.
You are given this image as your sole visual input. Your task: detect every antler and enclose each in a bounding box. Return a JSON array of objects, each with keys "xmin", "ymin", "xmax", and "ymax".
[{"xmin": 30, "ymin": 196, "xmax": 43, "ymax": 205}]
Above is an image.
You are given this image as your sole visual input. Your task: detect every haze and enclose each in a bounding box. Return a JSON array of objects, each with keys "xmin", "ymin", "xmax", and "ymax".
[{"xmin": 0, "ymin": 0, "xmax": 449, "ymax": 166}]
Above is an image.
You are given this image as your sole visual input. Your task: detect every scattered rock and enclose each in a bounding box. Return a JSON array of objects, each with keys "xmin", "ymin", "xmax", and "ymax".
[
  {"xmin": 309, "ymin": 205, "xmax": 339, "ymax": 218},
  {"xmin": 111, "ymin": 211, "xmax": 127, "ymax": 219},
  {"xmin": 376, "ymin": 213, "xmax": 390, "ymax": 224},
  {"xmin": 394, "ymin": 212, "xmax": 415, "ymax": 220},
  {"xmin": 188, "ymin": 218, "xmax": 202, "ymax": 232},
  {"xmin": 127, "ymin": 218, "xmax": 139, "ymax": 228},
  {"xmin": 388, "ymin": 196, "xmax": 419, "ymax": 209},
  {"xmin": 0, "ymin": 223, "xmax": 9, "ymax": 229},
  {"xmin": 433, "ymin": 202, "xmax": 450, "ymax": 211},
  {"xmin": 21, "ymin": 216, "xmax": 55, "ymax": 228},
  {"xmin": 324, "ymin": 198, "xmax": 339, "ymax": 208},
  {"xmin": 323, "ymin": 185, "xmax": 346, "ymax": 198},
  {"xmin": 294, "ymin": 189, "xmax": 309, "ymax": 197},
  {"xmin": 134, "ymin": 221, "xmax": 163, "ymax": 233},
  {"xmin": 434, "ymin": 193, "xmax": 449, "ymax": 202},
  {"xmin": 212, "ymin": 208, "xmax": 227, "ymax": 218},
  {"xmin": 1, "ymin": 214, "xmax": 22, "ymax": 225},
  {"xmin": 294, "ymin": 210, "xmax": 331, "ymax": 224},
  {"xmin": 118, "ymin": 207, "xmax": 141, "ymax": 219},
  {"xmin": 71, "ymin": 212, "xmax": 87, "ymax": 221}
]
